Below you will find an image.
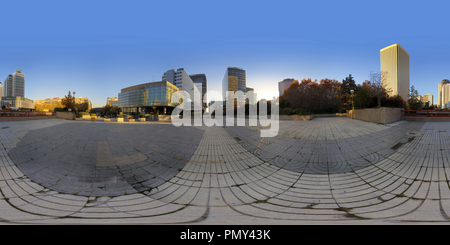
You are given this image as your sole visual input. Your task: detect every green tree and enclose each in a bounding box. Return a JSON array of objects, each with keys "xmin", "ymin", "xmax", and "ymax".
[
  {"xmin": 338, "ymin": 74, "xmax": 357, "ymax": 109},
  {"xmin": 61, "ymin": 91, "xmax": 75, "ymax": 111},
  {"xmin": 407, "ymin": 86, "xmax": 421, "ymax": 110}
]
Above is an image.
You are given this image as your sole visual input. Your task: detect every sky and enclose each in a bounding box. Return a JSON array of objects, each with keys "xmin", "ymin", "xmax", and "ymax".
[{"xmin": 1, "ymin": 0, "xmax": 450, "ymax": 107}]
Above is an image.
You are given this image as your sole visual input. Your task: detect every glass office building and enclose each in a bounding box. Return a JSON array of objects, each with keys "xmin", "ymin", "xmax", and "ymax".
[
  {"xmin": 222, "ymin": 67, "xmax": 246, "ymax": 104},
  {"xmin": 118, "ymin": 81, "xmax": 180, "ymax": 114}
]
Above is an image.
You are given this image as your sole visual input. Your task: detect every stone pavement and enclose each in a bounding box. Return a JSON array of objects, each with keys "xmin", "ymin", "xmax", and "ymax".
[{"xmin": 0, "ymin": 117, "xmax": 450, "ymax": 224}]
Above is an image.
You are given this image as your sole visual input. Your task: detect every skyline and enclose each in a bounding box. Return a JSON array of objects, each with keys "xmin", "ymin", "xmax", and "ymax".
[{"xmin": 1, "ymin": 1, "xmax": 450, "ymax": 107}]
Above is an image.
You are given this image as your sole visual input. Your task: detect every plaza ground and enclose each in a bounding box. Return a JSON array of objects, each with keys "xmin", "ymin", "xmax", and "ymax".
[{"xmin": 0, "ymin": 117, "xmax": 450, "ymax": 224}]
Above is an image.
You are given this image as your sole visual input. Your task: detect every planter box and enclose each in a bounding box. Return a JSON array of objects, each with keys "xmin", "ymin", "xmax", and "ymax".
[
  {"xmin": 104, "ymin": 118, "xmax": 110, "ymax": 122},
  {"xmin": 138, "ymin": 118, "xmax": 146, "ymax": 122},
  {"xmin": 116, "ymin": 118, "xmax": 124, "ymax": 122},
  {"xmin": 127, "ymin": 118, "xmax": 135, "ymax": 122},
  {"xmin": 75, "ymin": 118, "xmax": 83, "ymax": 121}
]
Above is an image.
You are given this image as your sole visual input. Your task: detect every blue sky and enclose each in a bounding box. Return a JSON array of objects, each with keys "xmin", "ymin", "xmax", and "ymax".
[{"xmin": 1, "ymin": 0, "xmax": 450, "ymax": 107}]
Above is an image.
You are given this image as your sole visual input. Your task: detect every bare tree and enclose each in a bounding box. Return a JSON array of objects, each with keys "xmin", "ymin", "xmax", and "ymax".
[{"xmin": 368, "ymin": 71, "xmax": 390, "ymax": 107}]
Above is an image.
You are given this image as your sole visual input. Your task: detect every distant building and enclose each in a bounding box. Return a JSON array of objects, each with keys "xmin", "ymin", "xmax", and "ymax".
[
  {"xmin": 189, "ymin": 74, "xmax": 207, "ymax": 109},
  {"xmin": 106, "ymin": 96, "xmax": 118, "ymax": 107},
  {"xmin": 35, "ymin": 97, "xmax": 62, "ymax": 111},
  {"xmin": 380, "ymin": 44, "xmax": 410, "ymax": 101},
  {"xmin": 1, "ymin": 69, "xmax": 34, "ymax": 110},
  {"xmin": 75, "ymin": 97, "xmax": 92, "ymax": 110},
  {"xmin": 278, "ymin": 78, "xmax": 295, "ymax": 96},
  {"xmin": 438, "ymin": 79, "xmax": 450, "ymax": 109},
  {"xmin": 245, "ymin": 87, "xmax": 257, "ymax": 105},
  {"xmin": 421, "ymin": 94, "xmax": 433, "ymax": 108},
  {"xmin": 222, "ymin": 67, "xmax": 246, "ymax": 105}
]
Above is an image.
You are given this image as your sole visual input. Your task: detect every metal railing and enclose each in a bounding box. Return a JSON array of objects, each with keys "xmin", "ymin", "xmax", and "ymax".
[
  {"xmin": 402, "ymin": 110, "xmax": 450, "ymax": 117},
  {"xmin": 0, "ymin": 111, "xmax": 56, "ymax": 117}
]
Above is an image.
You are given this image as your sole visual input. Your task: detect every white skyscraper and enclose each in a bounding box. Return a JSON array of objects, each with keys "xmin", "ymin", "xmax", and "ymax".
[{"xmin": 380, "ymin": 44, "xmax": 410, "ymax": 101}]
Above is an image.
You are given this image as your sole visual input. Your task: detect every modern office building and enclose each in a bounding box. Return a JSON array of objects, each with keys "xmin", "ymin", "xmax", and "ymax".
[
  {"xmin": 222, "ymin": 67, "xmax": 246, "ymax": 104},
  {"xmin": 106, "ymin": 97, "xmax": 118, "ymax": 107},
  {"xmin": 118, "ymin": 81, "xmax": 180, "ymax": 115},
  {"xmin": 438, "ymin": 79, "xmax": 450, "ymax": 108},
  {"xmin": 189, "ymin": 74, "xmax": 207, "ymax": 109},
  {"xmin": 162, "ymin": 68, "xmax": 200, "ymax": 108},
  {"xmin": 380, "ymin": 44, "xmax": 410, "ymax": 101},
  {"xmin": 278, "ymin": 78, "xmax": 295, "ymax": 96},
  {"xmin": 421, "ymin": 94, "xmax": 433, "ymax": 108}
]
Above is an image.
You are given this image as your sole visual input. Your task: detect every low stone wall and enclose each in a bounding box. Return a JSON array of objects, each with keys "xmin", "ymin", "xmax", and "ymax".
[
  {"xmin": 278, "ymin": 115, "xmax": 313, "ymax": 121},
  {"xmin": 56, "ymin": 111, "xmax": 75, "ymax": 120},
  {"xmin": 314, "ymin": 113, "xmax": 347, "ymax": 118},
  {"xmin": 401, "ymin": 116, "xmax": 450, "ymax": 122},
  {"xmin": 347, "ymin": 107, "xmax": 403, "ymax": 124},
  {"xmin": 0, "ymin": 116, "xmax": 57, "ymax": 122}
]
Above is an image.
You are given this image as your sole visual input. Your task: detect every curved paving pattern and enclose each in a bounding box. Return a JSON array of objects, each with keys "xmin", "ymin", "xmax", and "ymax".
[{"xmin": 0, "ymin": 118, "xmax": 450, "ymax": 224}]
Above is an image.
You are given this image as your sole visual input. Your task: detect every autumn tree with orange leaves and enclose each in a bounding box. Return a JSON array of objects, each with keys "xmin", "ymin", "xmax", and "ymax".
[{"xmin": 281, "ymin": 78, "xmax": 342, "ymax": 114}]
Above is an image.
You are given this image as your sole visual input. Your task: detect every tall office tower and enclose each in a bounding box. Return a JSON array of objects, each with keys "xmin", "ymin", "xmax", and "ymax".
[
  {"xmin": 380, "ymin": 44, "xmax": 410, "ymax": 101},
  {"xmin": 278, "ymin": 78, "xmax": 295, "ymax": 96},
  {"xmin": 3, "ymin": 69, "xmax": 25, "ymax": 98},
  {"xmin": 222, "ymin": 67, "xmax": 246, "ymax": 103},
  {"xmin": 438, "ymin": 79, "xmax": 450, "ymax": 108},
  {"xmin": 189, "ymin": 74, "xmax": 207, "ymax": 108}
]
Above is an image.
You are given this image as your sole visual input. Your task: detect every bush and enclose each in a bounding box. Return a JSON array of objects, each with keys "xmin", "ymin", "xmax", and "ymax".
[
  {"xmin": 139, "ymin": 114, "xmax": 145, "ymax": 118},
  {"xmin": 291, "ymin": 108, "xmax": 306, "ymax": 115},
  {"xmin": 117, "ymin": 114, "xmax": 123, "ymax": 118},
  {"xmin": 282, "ymin": 107, "xmax": 292, "ymax": 115}
]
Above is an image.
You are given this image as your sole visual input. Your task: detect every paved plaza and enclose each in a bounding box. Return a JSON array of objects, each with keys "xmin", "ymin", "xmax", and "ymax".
[{"xmin": 1, "ymin": 117, "xmax": 450, "ymax": 224}]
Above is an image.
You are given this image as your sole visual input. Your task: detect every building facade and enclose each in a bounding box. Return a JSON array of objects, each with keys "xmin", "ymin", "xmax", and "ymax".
[
  {"xmin": 420, "ymin": 94, "xmax": 433, "ymax": 108},
  {"xmin": 118, "ymin": 81, "xmax": 180, "ymax": 115},
  {"xmin": 189, "ymin": 74, "xmax": 207, "ymax": 109},
  {"xmin": 74, "ymin": 97, "xmax": 92, "ymax": 110},
  {"xmin": 1, "ymin": 69, "xmax": 34, "ymax": 110},
  {"xmin": 380, "ymin": 44, "xmax": 410, "ymax": 101},
  {"xmin": 278, "ymin": 78, "xmax": 295, "ymax": 96},
  {"xmin": 2, "ymin": 69, "xmax": 25, "ymax": 98},
  {"xmin": 438, "ymin": 79, "xmax": 450, "ymax": 108},
  {"xmin": 106, "ymin": 97, "xmax": 118, "ymax": 107},
  {"xmin": 442, "ymin": 84, "xmax": 450, "ymax": 109},
  {"xmin": 162, "ymin": 68, "xmax": 199, "ymax": 108},
  {"xmin": 222, "ymin": 67, "xmax": 246, "ymax": 104}
]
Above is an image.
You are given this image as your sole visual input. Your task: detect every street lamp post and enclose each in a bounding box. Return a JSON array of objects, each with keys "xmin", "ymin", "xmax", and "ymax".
[{"xmin": 350, "ymin": 89, "xmax": 354, "ymax": 119}]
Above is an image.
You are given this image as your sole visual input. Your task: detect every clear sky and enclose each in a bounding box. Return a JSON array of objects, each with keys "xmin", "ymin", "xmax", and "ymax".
[{"xmin": 1, "ymin": 0, "xmax": 450, "ymax": 107}]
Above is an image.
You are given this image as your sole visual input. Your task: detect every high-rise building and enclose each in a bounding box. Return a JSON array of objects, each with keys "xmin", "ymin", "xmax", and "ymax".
[
  {"xmin": 442, "ymin": 84, "xmax": 450, "ymax": 109},
  {"xmin": 1, "ymin": 69, "xmax": 33, "ymax": 110},
  {"xmin": 162, "ymin": 68, "xmax": 199, "ymax": 108},
  {"xmin": 2, "ymin": 69, "xmax": 25, "ymax": 98},
  {"xmin": 222, "ymin": 67, "xmax": 246, "ymax": 103},
  {"xmin": 380, "ymin": 44, "xmax": 410, "ymax": 101},
  {"xmin": 438, "ymin": 79, "xmax": 450, "ymax": 108},
  {"xmin": 189, "ymin": 74, "xmax": 207, "ymax": 109},
  {"xmin": 278, "ymin": 78, "xmax": 295, "ymax": 96}
]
